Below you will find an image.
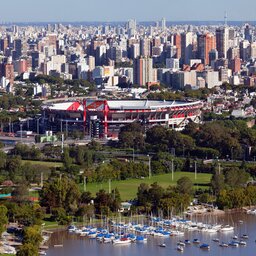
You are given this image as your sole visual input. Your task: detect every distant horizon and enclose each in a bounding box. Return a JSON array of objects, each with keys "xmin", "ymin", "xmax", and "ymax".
[{"xmin": 1, "ymin": 20, "xmax": 256, "ymax": 25}]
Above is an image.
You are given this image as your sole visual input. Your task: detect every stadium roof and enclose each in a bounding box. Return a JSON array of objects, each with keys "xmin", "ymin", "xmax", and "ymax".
[{"xmin": 43, "ymin": 99, "xmax": 202, "ymax": 111}]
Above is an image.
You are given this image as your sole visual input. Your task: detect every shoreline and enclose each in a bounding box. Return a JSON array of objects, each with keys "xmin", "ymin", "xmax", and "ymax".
[{"xmin": 44, "ymin": 208, "xmax": 251, "ymax": 233}]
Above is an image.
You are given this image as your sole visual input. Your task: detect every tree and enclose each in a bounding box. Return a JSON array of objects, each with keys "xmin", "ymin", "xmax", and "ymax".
[
  {"xmin": 146, "ymin": 126, "xmax": 169, "ymax": 152},
  {"xmin": 23, "ymin": 226, "xmax": 43, "ymax": 247},
  {"xmin": 39, "ymin": 176, "xmax": 81, "ymax": 214},
  {"xmin": 51, "ymin": 207, "xmax": 71, "ymax": 225},
  {"xmin": 137, "ymin": 183, "xmax": 150, "ymax": 207},
  {"xmin": 224, "ymin": 168, "xmax": 250, "ymax": 188},
  {"xmin": 110, "ymin": 188, "xmax": 121, "ymax": 212},
  {"xmin": 15, "ymin": 204, "xmax": 44, "ymax": 226},
  {"xmin": 76, "ymin": 204, "xmax": 95, "ymax": 220},
  {"xmin": 0, "ymin": 151, "xmax": 7, "ymax": 169},
  {"xmin": 216, "ymin": 189, "xmax": 232, "ymax": 210},
  {"xmin": 17, "ymin": 243, "xmax": 39, "ymax": 256},
  {"xmin": 176, "ymin": 177, "xmax": 193, "ymax": 195},
  {"xmin": 0, "ymin": 205, "xmax": 8, "ymax": 235},
  {"xmin": 62, "ymin": 148, "xmax": 73, "ymax": 170},
  {"xmin": 6, "ymin": 156, "xmax": 22, "ymax": 181},
  {"xmin": 94, "ymin": 190, "xmax": 112, "ymax": 215},
  {"xmin": 198, "ymin": 193, "xmax": 212, "ymax": 204},
  {"xmin": 118, "ymin": 122, "xmax": 145, "ymax": 149},
  {"xmin": 80, "ymin": 191, "xmax": 93, "ymax": 204},
  {"xmin": 12, "ymin": 184, "xmax": 29, "ymax": 203},
  {"xmin": 148, "ymin": 182, "xmax": 164, "ymax": 212},
  {"xmin": 211, "ymin": 172, "xmax": 225, "ymax": 195}
]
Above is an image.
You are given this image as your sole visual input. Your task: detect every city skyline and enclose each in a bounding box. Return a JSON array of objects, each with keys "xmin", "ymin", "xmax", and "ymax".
[{"xmin": 1, "ymin": 0, "xmax": 256, "ymax": 22}]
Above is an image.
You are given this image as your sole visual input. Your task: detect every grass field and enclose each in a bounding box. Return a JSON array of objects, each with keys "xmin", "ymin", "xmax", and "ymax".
[
  {"xmin": 22, "ymin": 160, "xmax": 63, "ymax": 168},
  {"xmin": 83, "ymin": 172, "xmax": 212, "ymax": 200}
]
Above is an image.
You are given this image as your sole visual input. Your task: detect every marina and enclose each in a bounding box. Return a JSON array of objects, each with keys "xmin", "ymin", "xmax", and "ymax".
[{"xmin": 45, "ymin": 212, "xmax": 256, "ymax": 256}]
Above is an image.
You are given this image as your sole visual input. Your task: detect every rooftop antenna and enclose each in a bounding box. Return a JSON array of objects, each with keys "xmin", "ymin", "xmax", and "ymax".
[{"xmin": 224, "ymin": 11, "xmax": 228, "ymax": 27}]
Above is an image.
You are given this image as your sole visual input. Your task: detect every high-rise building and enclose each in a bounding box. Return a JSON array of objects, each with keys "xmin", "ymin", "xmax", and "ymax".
[
  {"xmin": 127, "ymin": 19, "xmax": 136, "ymax": 30},
  {"xmin": 140, "ymin": 38, "xmax": 151, "ymax": 57},
  {"xmin": 216, "ymin": 27, "xmax": 229, "ymax": 58},
  {"xmin": 4, "ymin": 62, "xmax": 14, "ymax": 85},
  {"xmin": 14, "ymin": 39, "xmax": 22, "ymax": 60},
  {"xmin": 48, "ymin": 34, "xmax": 57, "ymax": 49},
  {"xmin": 166, "ymin": 58, "xmax": 179, "ymax": 70},
  {"xmin": 87, "ymin": 56, "xmax": 95, "ymax": 71},
  {"xmin": 229, "ymin": 57, "xmax": 241, "ymax": 74},
  {"xmin": 244, "ymin": 24, "xmax": 252, "ymax": 42},
  {"xmin": 240, "ymin": 40, "xmax": 251, "ymax": 61},
  {"xmin": 173, "ymin": 34, "xmax": 181, "ymax": 59},
  {"xmin": 31, "ymin": 51, "xmax": 40, "ymax": 70},
  {"xmin": 153, "ymin": 37, "xmax": 161, "ymax": 47},
  {"xmin": 181, "ymin": 32, "xmax": 193, "ymax": 65},
  {"xmin": 227, "ymin": 47, "xmax": 240, "ymax": 60},
  {"xmin": 0, "ymin": 38, "xmax": 8, "ymax": 53},
  {"xmin": 251, "ymin": 42, "xmax": 256, "ymax": 59},
  {"xmin": 14, "ymin": 59, "xmax": 28, "ymax": 74},
  {"xmin": 95, "ymin": 45, "xmax": 107, "ymax": 66},
  {"xmin": 166, "ymin": 45, "xmax": 177, "ymax": 59},
  {"xmin": 161, "ymin": 17, "xmax": 166, "ymax": 31},
  {"xmin": 209, "ymin": 49, "xmax": 218, "ymax": 68},
  {"xmin": 130, "ymin": 44, "xmax": 140, "ymax": 59},
  {"xmin": 197, "ymin": 33, "xmax": 216, "ymax": 65},
  {"xmin": 133, "ymin": 57, "xmax": 154, "ymax": 86}
]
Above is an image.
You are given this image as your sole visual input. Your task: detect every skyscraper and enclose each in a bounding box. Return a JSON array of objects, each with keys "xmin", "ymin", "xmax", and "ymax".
[
  {"xmin": 0, "ymin": 38, "xmax": 8, "ymax": 53},
  {"xmin": 239, "ymin": 40, "xmax": 250, "ymax": 61},
  {"xmin": 173, "ymin": 34, "xmax": 181, "ymax": 59},
  {"xmin": 208, "ymin": 49, "xmax": 218, "ymax": 68},
  {"xmin": 161, "ymin": 17, "xmax": 166, "ymax": 31},
  {"xmin": 244, "ymin": 24, "xmax": 252, "ymax": 42},
  {"xmin": 216, "ymin": 27, "xmax": 229, "ymax": 58},
  {"xmin": 197, "ymin": 33, "xmax": 216, "ymax": 65},
  {"xmin": 134, "ymin": 57, "xmax": 153, "ymax": 86},
  {"xmin": 127, "ymin": 19, "xmax": 136, "ymax": 30},
  {"xmin": 4, "ymin": 61, "xmax": 14, "ymax": 85},
  {"xmin": 95, "ymin": 45, "xmax": 107, "ymax": 66},
  {"xmin": 181, "ymin": 32, "xmax": 193, "ymax": 65},
  {"xmin": 14, "ymin": 39, "xmax": 22, "ymax": 60},
  {"xmin": 87, "ymin": 56, "xmax": 95, "ymax": 71},
  {"xmin": 140, "ymin": 38, "xmax": 151, "ymax": 57}
]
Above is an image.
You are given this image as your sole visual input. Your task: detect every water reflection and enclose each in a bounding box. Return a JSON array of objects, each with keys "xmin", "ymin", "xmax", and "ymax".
[{"xmin": 46, "ymin": 213, "xmax": 256, "ymax": 256}]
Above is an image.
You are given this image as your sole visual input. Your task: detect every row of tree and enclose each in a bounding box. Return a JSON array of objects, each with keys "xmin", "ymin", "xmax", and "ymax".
[
  {"xmin": 118, "ymin": 120, "xmax": 256, "ymax": 160},
  {"xmin": 136, "ymin": 178, "xmax": 193, "ymax": 216}
]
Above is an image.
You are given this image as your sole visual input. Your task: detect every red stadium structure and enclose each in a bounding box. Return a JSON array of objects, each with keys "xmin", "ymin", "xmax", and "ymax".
[{"xmin": 42, "ymin": 99, "xmax": 202, "ymax": 138}]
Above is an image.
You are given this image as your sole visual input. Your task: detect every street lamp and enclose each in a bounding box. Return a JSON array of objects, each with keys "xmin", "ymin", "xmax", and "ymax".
[
  {"xmin": 194, "ymin": 160, "xmax": 197, "ymax": 180},
  {"xmin": 8, "ymin": 117, "xmax": 11, "ymax": 134},
  {"xmin": 37, "ymin": 117, "xmax": 42, "ymax": 135},
  {"xmin": 84, "ymin": 176, "xmax": 87, "ymax": 192},
  {"xmin": 20, "ymin": 123, "xmax": 23, "ymax": 142},
  {"xmin": 147, "ymin": 155, "xmax": 151, "ymax": 179},
  {"xmin": 171, "ymin": 159, "xmax": 174, "ymax": 181}
]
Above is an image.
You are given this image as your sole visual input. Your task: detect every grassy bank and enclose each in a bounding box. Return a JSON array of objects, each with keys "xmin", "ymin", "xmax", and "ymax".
[
  {"xmin": 22, "ymin": 160, "xmax": 63, "ymax": 168},
  {"xmin": 83, "ymin": 172, "xmax": 212, "ymax": 200}
]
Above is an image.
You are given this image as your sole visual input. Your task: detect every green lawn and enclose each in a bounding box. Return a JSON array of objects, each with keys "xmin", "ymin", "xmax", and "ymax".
[
  {"xmin": 83, "ymin": 172, "xmax": 212, "ymax": 200},
  {"xmin": 22, "ymin": 160, "xmax": 63, "ymax": 168}
]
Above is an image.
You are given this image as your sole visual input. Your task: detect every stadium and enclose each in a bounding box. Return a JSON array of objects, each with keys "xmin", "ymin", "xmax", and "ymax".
[{"xmin": 41, "ymin": 99, "xmax": 202, "ymax": 138}]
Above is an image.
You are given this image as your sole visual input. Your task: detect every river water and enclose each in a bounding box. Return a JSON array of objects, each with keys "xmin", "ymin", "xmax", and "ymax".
[{"xmin": 46, "ymin": 212, "xmax": 256, "ymax": 256}]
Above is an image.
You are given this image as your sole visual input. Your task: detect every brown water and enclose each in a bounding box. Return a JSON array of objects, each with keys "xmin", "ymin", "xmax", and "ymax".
[{"xmin": 46, "ymin": 213, "xmax": 256, "ymax": 256}]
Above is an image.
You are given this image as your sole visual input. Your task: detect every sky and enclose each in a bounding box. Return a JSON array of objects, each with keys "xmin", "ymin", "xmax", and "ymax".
[{"xmin": 1, "ymin": 0, "xmax": 256, "ymax": 22}]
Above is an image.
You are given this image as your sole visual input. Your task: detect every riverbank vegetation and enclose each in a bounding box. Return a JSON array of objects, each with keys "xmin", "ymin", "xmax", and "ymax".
[{"xmin": 1, "ymin": 120, "xmax": 256, "ymax": 254}]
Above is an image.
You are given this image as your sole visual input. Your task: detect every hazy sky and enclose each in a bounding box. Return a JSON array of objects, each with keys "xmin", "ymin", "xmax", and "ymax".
[{"xmin": 1, "ymin": 0, "xmax": 256, "ymax": 22}]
